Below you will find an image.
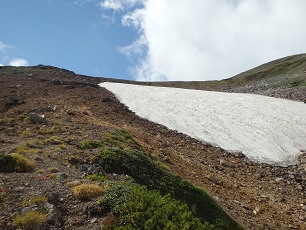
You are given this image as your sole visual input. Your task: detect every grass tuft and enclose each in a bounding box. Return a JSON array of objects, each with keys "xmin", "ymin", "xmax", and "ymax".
[
  {"xmin": 12, "ymin": 211, "xmax": 47, "ymax": 230},
  {"xmin": 78, "ymin": 140, "xmax": 102, "ymax": 150},
  {"xmin": 72, "ymin": 184, "xmax": 103, "ymax": 201},
  {"xmin": 0, "ymin": 153, "xmax": 35, "ymax": 172}
]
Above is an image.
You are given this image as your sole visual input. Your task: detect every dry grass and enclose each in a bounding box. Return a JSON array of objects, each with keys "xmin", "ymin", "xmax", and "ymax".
[
  {"xmin": 12, "ymin": 211, "xmax": 47, "ymax": 230},
  {"xmin": 48, "ymin": 167, "xmax": 60, "ymax": 173},
  {"xmin": 72, "ymin": 183, "xmax": 103, "ymax": 201},
  {"xmin": 13, "ymin": 154, "xmax": 35, "ymax": 172}
]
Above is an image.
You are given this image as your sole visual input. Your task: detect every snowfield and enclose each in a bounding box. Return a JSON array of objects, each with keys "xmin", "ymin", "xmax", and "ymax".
[{"xmin": 100, "ymin": 82, "xmax": 306, "ymax": 166}]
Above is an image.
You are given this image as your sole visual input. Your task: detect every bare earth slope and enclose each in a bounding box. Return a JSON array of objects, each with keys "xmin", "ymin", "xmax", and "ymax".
[{"xmin": 0, "ymin": 64, "xmax": 305, "ymax": 229}]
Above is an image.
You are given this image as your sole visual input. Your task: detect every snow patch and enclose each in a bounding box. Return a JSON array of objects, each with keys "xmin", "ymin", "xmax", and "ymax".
[{"xmin": 100, "ymin": 82, "xmax": 306, "ymax": 166}]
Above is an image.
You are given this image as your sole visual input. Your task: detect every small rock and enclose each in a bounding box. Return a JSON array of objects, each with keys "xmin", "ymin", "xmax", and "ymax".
[
  {"xmin": 21, "ymin": 207, "xmax": 32, "ymax": 215},
  {"xmin": 55, "ymin": 172, "xmax": 68, "ymax": 180},
  {"xmin": 52, "ymin": 79, "xmax": 61, "ymax": 85},
  {"xmin": 67, "ymin": 110, "xmax": 76, "ymax": 115},
  {"xmin": 206, "ymin": 175, "xmax": 222, "ymax": 185},
  {"xmin": 162, "ymin": 156, "xmax": 171, "ymax": 163},
  {"xmin": 275, "ymin": 177, "xmax": 284, "ymax": 182},
  {"xmin": 79, "ymin": 164, "xmax": 105, "ymax": 176},
  {"xmin": 253, "ymin": 206, "xmax": 260, "ymax": 215},
  {"xmin": 219, "ymin": 159, "xmax": 229, "ymax": 167},
  {"xmin": 90, "ymin": 218, "xmax": 97, "ymax": 224},
  {"xmin": 5, "ymin": 97, "xmax": 25, "ymax": 108},
  {"xmin": 63, "ymin": 85, "xmax": 75, "ymax": 89},
  {"xmin": 84, "ymin": 203, "xmax": 104, "ymax": 216},
  {"xmin": 45, "ymin": 203, "xmax": 62, "ymax": 225},
  {"xmin": 65, "ymin": 217, "xmax": 82, "ymax": 226},
  {"xmin": 15, "ymin": 187, "xmax": 25, "ymax": 192},
  {"xmin": 28, "ymin": 112, "xmax": 46, "ymax": 124},
  {"xmin": 67, "ymin": 180, "xmax": 82, "ymax": 187},
  {"xmin": 34, "ymin": 156, "xmax": 43, "ymax": 162},
  {"xmin": 241, "ymin": 202, "xmax": 252, "ymax": 211}
]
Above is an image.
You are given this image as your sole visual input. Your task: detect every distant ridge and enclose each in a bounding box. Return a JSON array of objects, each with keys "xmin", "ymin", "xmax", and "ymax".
[{"xmin": 139, "ymin": 53, "xmax": 306, "ymax": 102}]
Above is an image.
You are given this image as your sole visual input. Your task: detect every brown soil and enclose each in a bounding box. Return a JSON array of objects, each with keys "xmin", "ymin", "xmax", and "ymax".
[{"xmin": 0, "ymin": 66, "xmax": 305, "ymax": 229}]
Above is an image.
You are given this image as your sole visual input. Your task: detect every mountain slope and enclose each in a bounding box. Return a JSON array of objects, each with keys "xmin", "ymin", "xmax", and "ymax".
[
  {"xmin": 0, "ymin": 58, "xmax": 305, "ymax": 229},
  {"xmin": 140, "ymin": 53, "xmax": 306, "ymax": 102}
]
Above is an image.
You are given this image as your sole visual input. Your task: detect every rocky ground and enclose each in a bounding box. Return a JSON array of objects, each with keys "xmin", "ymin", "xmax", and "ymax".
[{"xmin": 0, "ymin": 65, "xmax": 305, "ymax": 229}]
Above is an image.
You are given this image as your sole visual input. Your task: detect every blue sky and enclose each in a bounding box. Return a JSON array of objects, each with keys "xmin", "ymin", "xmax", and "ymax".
[
  {"xmin": 0, "ymin": 0, "xmax": 138, "ymax": 80},
  {"xmin": 1, "ymin": 0, "xmax": 306, "ymax": 81}
]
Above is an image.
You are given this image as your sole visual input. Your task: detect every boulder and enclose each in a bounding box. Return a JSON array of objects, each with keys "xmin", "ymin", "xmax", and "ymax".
[
  {"xmin": 79, "ymin": 164, "xmax": 105, "ymax": 175},
  {"xmin": 45, "ymin": 203, "xmax": 62, "ymax": 225},
  {"xmin": 28, "ymin": 112, "xmax": 46, "ymax": 124}
]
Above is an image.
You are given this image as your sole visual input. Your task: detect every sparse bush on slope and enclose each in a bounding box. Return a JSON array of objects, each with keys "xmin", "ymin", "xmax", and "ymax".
[
  {"xmin": 100, "ymin": 147, "xmax": 241, "ymax": 229},
  {"xmin": 0, "ymin": 153, "xmax": 35, "ymax": 172},
  {"xmin": 12, "ymin": 210, "xmax": 47, "ymax": 230},
  {"xmin": 100, "ymin": 177, "xmax": 214, "ymax": 230}
]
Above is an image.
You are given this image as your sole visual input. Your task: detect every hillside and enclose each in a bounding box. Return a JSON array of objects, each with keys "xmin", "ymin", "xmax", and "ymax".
[
  {"xmin": 0, "ymin": 58, "xmax": 305, "ymax": 229},
  {"xmin": 142, "ymin": 53, "xmax": 306, "ymax": 102}
]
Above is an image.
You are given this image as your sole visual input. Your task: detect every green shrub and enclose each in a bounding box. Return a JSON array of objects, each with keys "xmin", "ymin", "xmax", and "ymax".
[
  {"xmin": 78, "ymin": 140, "xmax": 102, "ymax": 150},
  {"xmin": 100, "ymin": 148, "xmax": 241, "ymax": 229},
  {"xmin": 12, "ymin": 211, "xmax": 47, "ymax": 230},
  {"xmin": 103, "ymin": 130, "xmax": 139, "ymax": 150},
  {"xmin": 0, "ymin": 153, "xmax": 35, "ymax": 172},
  {"xmin": 100, "ymin": 178, "xmax": 214, "ymax": 229},
  {"xmin": 86, "ymin": 174, "xmax": 108, "ymax": 182}
]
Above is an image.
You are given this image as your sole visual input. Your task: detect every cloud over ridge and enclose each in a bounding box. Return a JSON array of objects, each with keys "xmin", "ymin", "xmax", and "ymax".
[{"xmin": 101, "ymin": 0, "xmax": 306, "ymax": 81}]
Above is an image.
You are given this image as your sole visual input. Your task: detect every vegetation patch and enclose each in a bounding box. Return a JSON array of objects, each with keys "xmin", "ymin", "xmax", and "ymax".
[
  {"xmin": 0, "ymin": 117, "xmax": 16, "ymax": 126},
  {"xmin": 43, "ymin": 136, "xmax": 63, "ymax": 145},
  {"xmin": 0, "ymin": 187, "xmax": 7, "ymax": 204},
  {"xmin": 0, "ymin": 153, "xmax": 35, "ymax": 172},
  {"xmin": 102, "ymin": 129, "xmax": 139, "ymax": 150},
  {"xmin": 78, "ymin": 139, "xmax": 102, "ymax": 150},
  {"xmin": 47, "ymin": 167, "xmax": 60, "ymax": 173},
  {"xmin": 100, "ymin": 147, "xmax": 241, "ymax": 229},
  {"xmin": 19, "ymin": 130, "xmax": 34, "ymax": 137},
  {"xmin": 72, "ymin": 184, "xmax": 103, "ymax": 201},
  {"xmin": 37, "ymin": 128, "xmax": 54, "ymax": 135},
  {"xmin": 12, "ymin": 210, "xmax": 47, "ymax": 230},
  {"xmin": 86, "ymin": 174, "xmax": 108, "ymax": 182},
  {"xmin": 23, "ymin": 196, "xmax": 47, "ymax": 207},
  {"xmin": 67, "ymin": 155, "xmax": 80, "ymax": 165},
  {"xmin": 100, "ymin": 177, "xmax": 214, "ymax": 229}
]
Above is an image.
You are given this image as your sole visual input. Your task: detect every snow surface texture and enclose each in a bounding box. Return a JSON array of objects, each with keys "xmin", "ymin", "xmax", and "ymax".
[{"xmin": 100, "ymin": 82, "xmax": 306, "ymax": 166}]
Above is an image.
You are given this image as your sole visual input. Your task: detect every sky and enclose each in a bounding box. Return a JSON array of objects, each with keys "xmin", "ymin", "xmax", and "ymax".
[{"xmin": 1, "ymin": 0, "xmax": 306, "ymax": 81}]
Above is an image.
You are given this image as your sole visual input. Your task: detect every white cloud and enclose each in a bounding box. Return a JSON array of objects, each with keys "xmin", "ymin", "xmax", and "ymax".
[
  {"xmin": 99, "ymin": 0, "xmax": 142, "ymax": 11},
  {"xmin": 113, "ymin": 0, "xmax": 306, "ymax": 81},
  {"xmin": 0, "ymin": 64, "xmax": 4, "ymax": 66},
  {"xmin": 9, "ymin": 58, "xmax": 29, "ymax": 67},
  {"xmin": 100, "ymin": 0, "xmax": 123, "ymax": 10},
  {"xmin": 72, "ymin": 0, "xmax": 95, "ymax": 5},
  {"xmin": 0, "ymin": 41, "xmax": 11, "ymax": 53}
]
